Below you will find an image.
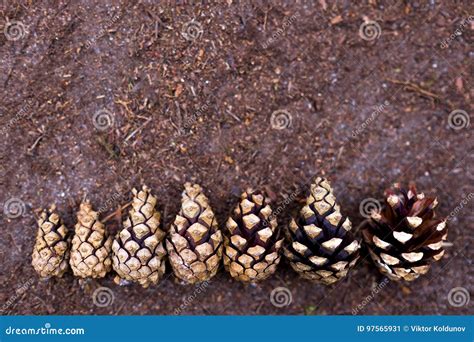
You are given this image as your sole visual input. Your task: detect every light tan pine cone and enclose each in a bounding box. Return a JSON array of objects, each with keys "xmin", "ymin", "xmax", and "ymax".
[
  {"xmin": 69, "ymin": 200, "xmax": 113, "ymax": 278},
  {"xmin": 284, "ymin": 177, "xmax": 361, "ymax": 285},
  {"xmin": 112, "ymin": 185, "xmax": 166, "ymax": 288},
  {"xmin": 166, "ymin": 183, "xmax": 223, "ymax": 284},
  {"xmin": 224, "ymin": 189, "xmax": 284, "ymax": 282},
  {"xmin": 32, "ymin": 205, "xmax": 70, "ymax": 278}
]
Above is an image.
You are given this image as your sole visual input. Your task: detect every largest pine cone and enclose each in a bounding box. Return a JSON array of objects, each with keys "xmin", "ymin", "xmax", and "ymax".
[
  {"xmin": 32, "ymin": 206, "xmax": 70, "ymax": 278},
  {"xmin": 70, "ymin": 200, "xmax": 112, "ymax": 278},
  {"xmin": 362, "ymin": 183, "xmax": 448, "ymax": 281},
  {"xmin": 284, "ymin": 177, "xmax": 361, "ymax": 285},
  {"xmin": 166, "ymin": 183, "xmax": 223, "ymax": 284},
  {"xmin": 224, "ymin": 189, "xmax": 283, "ymax": 282},
  {"xmin": 112, "ymin": 186, "xmax": 167, "ymax": 287}
]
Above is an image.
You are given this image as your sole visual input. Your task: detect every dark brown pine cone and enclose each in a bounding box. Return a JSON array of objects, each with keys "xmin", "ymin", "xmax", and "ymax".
[
  {"xmin": 32, "ymin": 205, "xmax": 70, "ymax": 278},
  {"xmin": 224, "ymin": 189, "xmax": 283, "ymax": 282},
  {"xmin": 166, "ymin": 183, "xmax": 223, "ymax": 284},
  {"xmin": 112, "ymin": 185, "xmax": 167, "ymax": 288},
  {"xmin": 70, "ymin": 200, "xmax": 113, "ymax": 278},
  {"xmin": 362, "ymin": 183, "xmax": 448, "ymax": 281},
  {"xmin": 284, "ymin": 177, "xmax": 361, "ymax": 285}
]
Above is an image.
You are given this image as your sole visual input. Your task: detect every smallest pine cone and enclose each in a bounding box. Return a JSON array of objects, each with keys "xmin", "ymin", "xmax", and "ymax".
[{"xmin": 32, "ymin": 205, "xmax": 70, "ymax": 278}]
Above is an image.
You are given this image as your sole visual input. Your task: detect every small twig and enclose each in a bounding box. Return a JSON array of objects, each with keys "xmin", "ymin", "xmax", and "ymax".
[
  {"xmin": 123, "ymin": 117, "xmax": 152, "ymax": 144},
  {"xmin": 114, "ymin": 98, "xmax": 134, "ymax": 116},
  {"xmin": 386, "ymin": 78, "xmax": 441, "ymax": 101},
  {"xmin": 101, "ymin": 201, "xmax": 132, "ymax": 223},
  {"xmin": 28, "ymin": 134, "xmax": 44, "ymax": 153},
  {"xmin": 225, "ymin": 109, "xmax": 241, "ymax": 122}
]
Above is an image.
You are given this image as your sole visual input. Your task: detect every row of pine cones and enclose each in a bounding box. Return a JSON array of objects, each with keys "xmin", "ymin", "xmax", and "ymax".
[{"xmin": 32, "ymin": 178, "xmax": 448, "ymax": 287}]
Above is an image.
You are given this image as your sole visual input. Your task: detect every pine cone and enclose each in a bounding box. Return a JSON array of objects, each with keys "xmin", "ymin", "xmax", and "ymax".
[
  {"xmin": 224, "ymin": 189, "xmax": 283, "ymax": 282},
  {"xmin": 284, "ymin": 177, "xmax": 361, "ymax": 285},
  {"xmin": 32, "ymin": 205, "xmax": 70, "ymax": 278},
  {"xmin": 166, "ymin": 183, "xmax": 223, "ymax": 284},
  {"xmin": 112, "ymin": 186, "xmax": 166, "ymax": 288},
  {"xmin": 362, "ymin": 183, "xmax": 447, "ymax": 281},
  {"xmin": 70, "ymin": 200, "xmax": 113, "ymax": 278}
]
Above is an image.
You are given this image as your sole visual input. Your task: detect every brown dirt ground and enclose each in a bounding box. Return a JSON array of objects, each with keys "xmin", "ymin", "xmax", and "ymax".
[{"xmin": 0, "ymin": 1, "xmax": 473, "ymax": 315}]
